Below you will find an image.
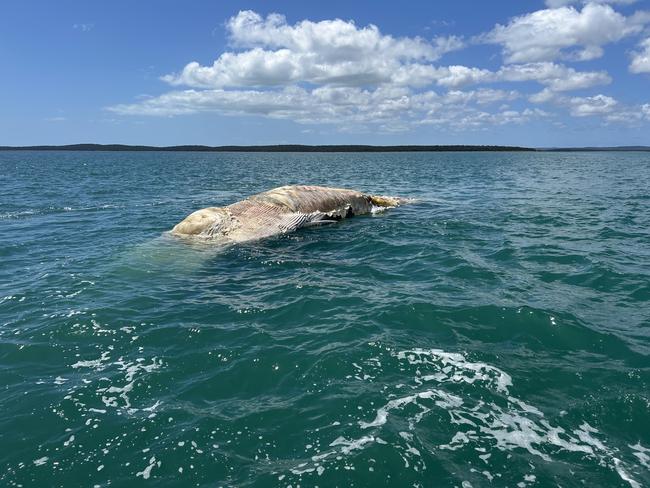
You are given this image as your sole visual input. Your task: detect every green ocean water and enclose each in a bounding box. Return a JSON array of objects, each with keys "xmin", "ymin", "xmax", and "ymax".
[{"xmin": 1, "ymin": 150, "xmax": 649, "ymax": 487}]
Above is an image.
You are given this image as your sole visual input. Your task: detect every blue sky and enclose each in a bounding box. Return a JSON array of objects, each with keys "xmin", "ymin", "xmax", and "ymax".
[{"xmin": 1, "ymin": 0, "xmax": 650, "ymax": 147}]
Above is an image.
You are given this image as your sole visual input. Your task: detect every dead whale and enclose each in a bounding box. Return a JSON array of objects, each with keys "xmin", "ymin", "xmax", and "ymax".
[{"xmin": 171, "ymin": 185, "xmax": 406, "ymax": 243}]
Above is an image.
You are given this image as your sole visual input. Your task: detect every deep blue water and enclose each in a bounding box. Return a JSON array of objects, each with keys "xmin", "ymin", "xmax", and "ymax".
[{"xmin": 1, "ymin": 151, "xmax": 649, "ymax": 487}]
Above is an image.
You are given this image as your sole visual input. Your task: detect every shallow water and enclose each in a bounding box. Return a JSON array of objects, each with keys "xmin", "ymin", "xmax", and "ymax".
[{"xmin": 1, "ymin": 150, "xmax": 649, "ymax": 487}]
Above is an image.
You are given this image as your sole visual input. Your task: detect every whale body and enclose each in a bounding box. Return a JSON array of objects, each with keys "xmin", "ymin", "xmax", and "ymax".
[{"xmin": 171, "ymin": 185, "xmax": 406, "ymax": 243}]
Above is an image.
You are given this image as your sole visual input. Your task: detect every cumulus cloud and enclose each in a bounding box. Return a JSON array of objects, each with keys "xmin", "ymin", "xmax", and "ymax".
[
  {"xmin": 630, "ymin": 37, "xmax": 650, "ymax": 73},
  {"xmin": 225, "ymin": 10, "xmax": 458, "ymax": 58},
  {"xmin": 568, "ymin": 94, "xmax": 618, "ymax": 116},
  {"xmin": 485, "ymin": 3, "xmax": 648, "ymax": 63},
  {"xmin": 497, "ymin": 63, "xmax": 611, "ymax": 90},
  {"xmin": 529, "ymin": 89, "xmax": 650, "ymax": 124},
  {"xmin": 163, "ymin": 11, "xmax": 463, "ymax": 89}
]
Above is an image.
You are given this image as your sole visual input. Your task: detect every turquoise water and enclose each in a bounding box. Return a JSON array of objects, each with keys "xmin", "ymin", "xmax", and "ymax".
[{"xmin": 1, "ymin": 151, "xmax": 649, "ymax": 487}]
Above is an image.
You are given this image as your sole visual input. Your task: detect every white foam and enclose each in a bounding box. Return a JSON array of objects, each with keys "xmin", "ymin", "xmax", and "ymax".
[
  {"xmin": 360, "ymin": 390, "xmax": 440, "ymax": 429},
  {"xmin": 629, "ymin": 442, "xmax": 650, "ymax": 468},
  {"xmin": 614, "ymin": 457, "xmax": 641, "ymax": 488},
  {"xmin": 143, "ymin": 400, "xmax": 161, "ymax": 412},
  {"xmin": 71, "ymin": 351, "xmax": 111, "ymax": 370},
  {"xmin": 329, "ymin": 435, "xmax": 375, "ymax": 455},
  {"xmin": 440, "ymin": 431, "xmax": 472, "ymax": 451},
  {"xmin": 398, "ymin": 348, "xmax": 512, "ymax": 394},
  {"xmin": 136, "ymin": 456, "xmax": 159, "ymax": 480},
  {"xmin": 72, "ymin": 355, "xmax": 163, "ymax": 412},
  {"xmin": 33, "ymin": 457, "xmax": 48, "ymax": 466},
  {"xmin": 311, "ymin": 452, "xmax": 333, "ymax": 462}
]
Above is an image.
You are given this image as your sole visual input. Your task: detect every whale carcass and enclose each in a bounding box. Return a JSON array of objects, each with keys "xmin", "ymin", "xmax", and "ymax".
[{"xmin": 171, "ymin": 185, "xmax": 405, "ymax": 243}]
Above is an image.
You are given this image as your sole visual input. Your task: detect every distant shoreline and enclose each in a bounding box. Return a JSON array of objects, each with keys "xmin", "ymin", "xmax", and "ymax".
[{"xmin": 0, "ymin": 144, "xmax": 649, "ymax": 152}]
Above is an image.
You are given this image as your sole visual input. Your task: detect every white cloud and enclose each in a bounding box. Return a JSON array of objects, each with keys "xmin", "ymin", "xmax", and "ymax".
[
  {"xmin": 568, "ymin": 94, "xmax": 618, "ymax": 116},
  {"xmin": 163, "ymin": 11, "xmax": 463, "ymax": 89},
  {"xmin": 546, "ymin": 0, "xmax": 638, "ymax": 7},
  {"xmin": 597, "ymin": 101, "xmax": 650, "ymax": 123},
  {"xmin": 109, "ymin": 85, "xmax": 542, "ymax": 132},
  {"xmin": 429, "ymin": 62, "xmax": 610, "ymax": 92},
  {"xmin": 630, "ymin": 37, "xmax": 650, "ymax": 73},
  {"xmin": 529, "ymin": 91, "xmax": 619, "ymax": 117},
  {"xmin": 73, "ymin": 23, "xmax": 94, "ymax": 32},
  {"xmin": 226, "ymin": 10, "xmax": 463, "ymax": 59},
  {"xmin": 485, "ymin": 3, "xmax": 647, "ymax": 63},
  {"xmin": 643, "ymin": 103, "xmax": 650, "ymax": 117},
  {"xmin": 529, "ymin": 89, "xmax": 558, "ymax": 104},
  {"xmin": 443, "ymin": 88, "xmax": 520, "ymax": 105},
  {"xmin": 426, "ymin": 65, "xmax": 492, "ymax": 87},
  {"xmin": 544, "ymin": 0, "xmax": 638, "ymax": 8},
  {"xmin": 496, "ymin": 63, "xmax": 611, "ymax": 90},
  {"xmin": 529, "ymin": 90, "xmax": 650, "ymax": 124},
  {"xmin": 419, "ymin": 107, "xmax": 548, "ymax": 130}
]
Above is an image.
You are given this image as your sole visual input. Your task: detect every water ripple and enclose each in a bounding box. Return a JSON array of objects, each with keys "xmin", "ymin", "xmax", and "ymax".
[{"xmin": 1, "ymin": 151, "xmax": 649, "ymax": 487}]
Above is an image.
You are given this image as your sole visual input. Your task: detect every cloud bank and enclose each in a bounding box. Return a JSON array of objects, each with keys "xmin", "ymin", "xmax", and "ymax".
[{"xmin": 110, "ymin": 5, "xmax": 650, "ymax": 132}]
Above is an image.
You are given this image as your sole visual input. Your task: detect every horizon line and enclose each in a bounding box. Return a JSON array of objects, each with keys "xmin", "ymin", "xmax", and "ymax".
[{"xmin": 1, "ymin": 143, "xmax": 650, "ymax": 153}]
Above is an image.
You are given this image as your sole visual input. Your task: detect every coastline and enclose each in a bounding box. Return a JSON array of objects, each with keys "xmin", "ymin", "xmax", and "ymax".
[
  {"xmin": 0, "ymin": 144, "xmax": 533, "ymax": 152},
  {"xmin": 1, "ymin": 144, "xmax": 650, "ymax": 152}
]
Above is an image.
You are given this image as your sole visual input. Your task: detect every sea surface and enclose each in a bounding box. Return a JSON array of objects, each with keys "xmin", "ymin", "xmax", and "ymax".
[{"xmin": 1, "ymin": 150, "xmax": 649, "ymax": 487}]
